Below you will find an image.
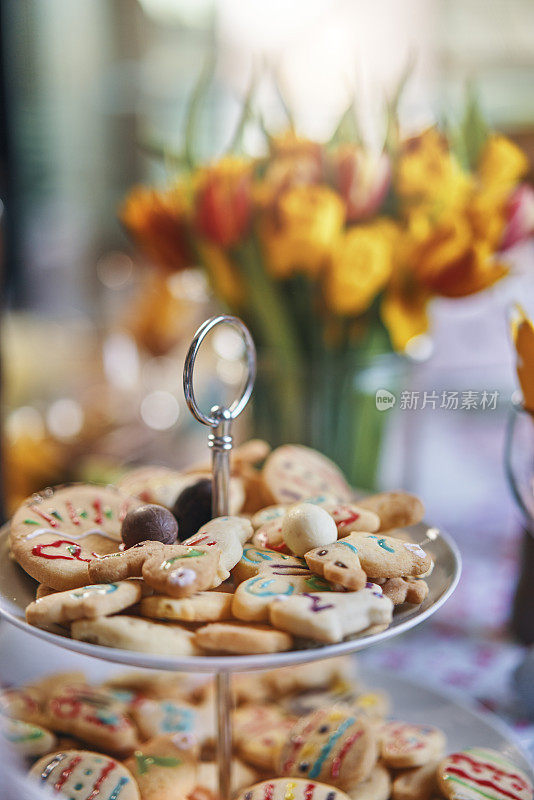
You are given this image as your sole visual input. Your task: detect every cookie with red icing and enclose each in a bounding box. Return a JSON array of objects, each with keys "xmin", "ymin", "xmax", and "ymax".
[
  {"xmin": 10, "ymin": 485, "xmax": 142, "ymax": 591},
  {"xmin": 30, "ymin": 750, "xmax": 140, "ymax": 800},
  {"xmin": 437, "ymin": 748, "xmax": 533, "ymax": 800},
  {"xmin": 235, "ymin": 779, "xmax": 352, "ymax": 800},
  {"xmin": 278, "ymin": 706, "xmax": 378, "ymax": 790},
  {"xmin": 380, "ymin": 721, "xmax": 445, "ymax": 768},
  {"xmin": 262, "ymin": 445, "xmax": 352, "ymax": 505}
]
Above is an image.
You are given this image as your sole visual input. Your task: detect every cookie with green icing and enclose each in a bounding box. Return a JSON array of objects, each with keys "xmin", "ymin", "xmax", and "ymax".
[
  {"xmin": 10, "ymin": 485, "xmax": 142, "ymax": 591},
  {"xmin": 30, "ymin": 750, "xmax": 139, "ymax": 800}
]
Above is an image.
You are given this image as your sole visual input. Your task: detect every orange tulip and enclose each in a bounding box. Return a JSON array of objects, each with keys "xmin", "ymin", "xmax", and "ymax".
[
  {"xmin": 120, "ymin": 186, "xmax": 193, "ymax": 274},
  {"xmin": 511, "ymin": 304, "xmax": 534, "ymax": 413}
]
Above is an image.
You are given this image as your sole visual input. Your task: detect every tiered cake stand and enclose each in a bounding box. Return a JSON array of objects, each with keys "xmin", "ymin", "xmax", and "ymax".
[{"xmin": 0, "ymin": 316, "xmax": 463, "ymax": 799}]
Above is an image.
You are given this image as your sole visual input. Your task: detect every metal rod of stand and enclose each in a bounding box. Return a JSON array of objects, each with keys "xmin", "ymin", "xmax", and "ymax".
[
  {"xmin": 216, "ymin": 671, "xmax": 232, "ymax": 800},
  {"xmin": 183, "ymin": 315, "xmax": 256, "ymax": 800}
]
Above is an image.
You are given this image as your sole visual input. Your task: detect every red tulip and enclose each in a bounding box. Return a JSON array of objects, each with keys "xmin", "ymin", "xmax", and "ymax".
[
  {"xmin": 331, "ymin": 145, "xmax": 391, "ymax": 222},
  {"xmin": 195, "ymin": 158, "xmax": 252, "ymax": 248},
  {"xmin": 501, "ymin": 183, "xmax": 534, "ymax": 250}
]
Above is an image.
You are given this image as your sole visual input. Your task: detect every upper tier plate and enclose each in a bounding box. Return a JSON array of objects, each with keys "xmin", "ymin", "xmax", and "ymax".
[{"xmin": 0, "ymin": 521, "xmax": 461, "ymax": 672}]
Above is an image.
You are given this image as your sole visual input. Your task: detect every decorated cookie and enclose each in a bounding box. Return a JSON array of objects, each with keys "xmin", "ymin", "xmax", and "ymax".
[
  {"xmin": 264, "ymin": 657, "xmax": 354, "ymax": 697},
  {"xmin": 0, "ymin": 686, "xmax": 47, "ymax": 726},
  {"xmin": 10, "ymin": 485, "xmax": 142, "ymax": 591},
  {"xmin": 279, "ymin": 707, "xmax": 378, "ymax": 789},
  {"xmin": 103, "ymin": 672, "xmax": 193, "ymax": 703},
  {"xmin": 71, "ymin": 616, "xmax": 201, "ymax": 656},
  {"xmin": 379, "ymin": 577, "xmax": 429, "ymax": 605},
  {"xmin": 124, "ymin": 734, "xmax": 198, "ymax": 800},
  {"xmin": 237, "ymin": 779, "xmax": 352, "ymax": 800},
  {"xmin": 358, "ymin": 491, "xmax": 424, "ymax": 531},
  {"xmin": 30, "ymin": 750, "xmax": 140, "ymax": 800},
  {"xmin": 141, "ymin": 544, "xmax": 220, "ymax": 597},
  {"xmin": 233, "ymin": 705, "xmax": 297, "ymax": 770},
  {"xmin": 380, "ymin": 722, "xmax": 445, "ymax": 768},
  {"xmin": 44, "ymin": 684, "xmax": 139, "ymax": 755},
  {"xmin": 141, "ymin": 591, "xmax": 233, "ymax": 622},
  {"xmin": 263, "ymin": 445, "xmax": 353, "ymax": 505},
  {"xmin": 232, "ymin": 545, "xmax": 310, "ymax": 585},
  {"xmin": 26, "ymin": 581, "xmax": 142, "ymax": 630},
  {"xmin": 304, "ymin": 537, "xmax": 366, "ymax": 591},
  {"xmin": 233, "ymin": 572, "xmax": 333, "ymax": 623},
  {"xmin": 182, "ymin": 516, "xmax": 253, "ymax": 581},
  {"xmin": 252, "ymin": 518, "xmax": 289, "ymax": 552},
  {"xmin": 251, "ymin": 504, "xmax": 289, "ymax": 530},
  {"xmin": 270, "ymin": 586, "xmax": 393, "ymax": 643},
  {"xmin": 306, "ymin": 533, "xmax": 432, "ymax": 581},
  {"xmin": 282, "ymin": 503, "xmax": 338, "ymax": 557},
  {"xmin": 88, "ymin": 541, "xmax": 165, "ymax": 583},
  {"xmin": 392, "ymin": 760, "xmax": 441, "ymax": 800},
  {"xmin": 348, "ymin": 764, "xmax": 391, "ymax": 800},
  {"xmin": 195, "ymin": 621, "xmax": 294, "ymax": 654},
  {"xmin": 130, "ymin": 697, "xmax": 198, "ymax": 742},
  {"xmin": 322, "ymin": 504, "xmax": 381, "ymax": 535},
  {"xmin": 1, "ymin": 717, "xmax": 57, "ymax": 758},
  {"xmin": 121, "ymin": 504, "xmax": 178, "ymax": 548},
  {"xmin": 118, "ymin": 465, "xmax": 245, "ymax": 514},
  {"xmin": 437, "ymin": 748, "xmax": 533, "ymax": 800}
]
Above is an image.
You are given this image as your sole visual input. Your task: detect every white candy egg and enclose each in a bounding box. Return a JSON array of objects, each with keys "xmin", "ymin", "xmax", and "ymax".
[{"xmin": 281, "ymin": 502, "xmax": 337, "ymax": 556}]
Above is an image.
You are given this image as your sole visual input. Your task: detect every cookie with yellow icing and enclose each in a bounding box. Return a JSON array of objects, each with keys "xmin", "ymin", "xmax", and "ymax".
[{"xmin": 236, "ymin": 778, "xmax": 353, "ymax": 800}]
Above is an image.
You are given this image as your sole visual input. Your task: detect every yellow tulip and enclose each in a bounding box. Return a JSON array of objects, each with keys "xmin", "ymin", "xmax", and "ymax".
[
  {"xmin": 258, "ymin": 185, "xmax": 345, "ymax": 279},
  {"xmin": 395, "ymin": 127, "xmax": 471, "ymax": 211},
  {"xmin": 381, "ymin": 280, "xmax": 430, "ymax": 352},
  {"xmin": 325, "ymin": 220, "xmax": 397, "ymax": 316},
  {"xmin": 511, "ymin": 304, "xmax": 534, "ymax": 413},
  {"xmin": 478, "ymin": 135, "xmax": 529, "ymax": 193},
  {"xmin": 468, "ymin": 187, "xmax": 507, "ymax": 249}
]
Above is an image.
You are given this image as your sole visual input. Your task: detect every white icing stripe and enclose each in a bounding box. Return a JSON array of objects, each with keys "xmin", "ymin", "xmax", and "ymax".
[{"xmin": 24, "ymin": 527, "xmax": 120, "ymax": 543}]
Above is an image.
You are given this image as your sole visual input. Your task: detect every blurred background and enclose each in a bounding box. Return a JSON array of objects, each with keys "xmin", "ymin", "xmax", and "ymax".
[{"xmin": 1, "ymin": 0, "xmax": 534, "ymax": 757}]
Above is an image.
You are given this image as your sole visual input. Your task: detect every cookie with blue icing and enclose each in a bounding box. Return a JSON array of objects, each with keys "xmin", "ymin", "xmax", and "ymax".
[
  {"xmin": 278, "ymin": 706, "xmax": 378, "ymax": 790},
  {"xmin": 30, "ymin": 750, "xmax": 140, "ymax": 800},
  {"xmin": 25, "ymin": 580, "xmax": 142, "ymax": 630}
]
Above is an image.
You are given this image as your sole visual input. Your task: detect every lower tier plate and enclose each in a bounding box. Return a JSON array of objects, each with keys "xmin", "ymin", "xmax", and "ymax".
[{"xmin": 0, "ymin": 521, "xmax": 461, "ymax": 672}]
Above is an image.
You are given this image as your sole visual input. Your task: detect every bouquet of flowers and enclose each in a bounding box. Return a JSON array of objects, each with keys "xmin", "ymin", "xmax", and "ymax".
[{"xmin": 121, "ymin": 71, "xmax": 534, "ymax": 487}]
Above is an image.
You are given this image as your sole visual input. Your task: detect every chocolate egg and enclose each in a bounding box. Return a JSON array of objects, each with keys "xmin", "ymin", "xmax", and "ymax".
[
  {"xmin": 121, "ymin": 504, "xmax": 178, "ymax": 548},
  {"xmin": 172, "ymin": 478, "xmax": 212, "ymax": 541}
]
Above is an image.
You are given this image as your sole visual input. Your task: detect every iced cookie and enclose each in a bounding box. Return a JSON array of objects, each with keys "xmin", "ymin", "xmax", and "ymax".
[
  {"xmin": 270, "ymin": 586, "xmax": 393, "ymax": 643},
  {"xmin": 88, "ymin": 541, "xmax": 167, "ymax": 583},
  {"xmin": 30, "ymin": 750, "xmax": 140, "ymax": 799},
  {"xmin": 233, "ymin": 705, "xmax": 297, "ymax": 770},
  {"xmin": 124, "ymin": 734, "xmax": 198, "ymax": 800},
  {"xmin": 279, "ymin": 707, "xmax": 378, "ymax": 789},
  {"xmin": 232, "ymin": 545, "xmax": 310, "ymax": 585},
  {"xmin": 195, "ymin": 621, "xmax": 293, "ymax": 654},
  {"xmin": 183, "ymin": 516, "xmax": 253, "ymax": 581},
  {"xmin": 348, "ymin": 764, "xmax": 391, "ymax": 800},
  {"xmin": 323, "ymin": 504, "xmax": 381, "ymax": 535},
  {"xmin": 379, "ymin": 577, "xmax": 429, "ymax": 605},
  {"xmin": 392, "ymin": 760, "xmax": 441, "ymax": 800},
  {"xmin": 236, "ymin": 779, "xmax": 352, "ymax": 800},
  {"xmin": 437, "ymin": 748, "xmax": 533, "ymax": 800},
  {"xmin": 282, "ymin": 503, "xmax": 338, "ymax": 557},
  {"xmin": 44, "ymin": 683, "xmax": 139, "ymax": 756},
  {"xmin": 306, "ymin": 533, "xmax": 432, "ymax": 581},
  {"xmin": 130, "ymin": 697, "xmax": 199, "ymax": 742},
  {"xmin": 142, "ymin": 544, "xmax": 220, "ymax": 597},
  {"xmin": 10, "ymin": 485, "xmax": 142, "ymax": 591},
  {"xmin": 251, "ymin": 505, "xmax": 289, "ymax": 529},
  {"xmin": 358, "ymin": 491, "xmax": 424, "ymax": 531},
  {"xmin": 26, "ymin": 581, "xmax": 142, "ymax": 629},
  {"xmin": 304, "ymin": 538, "xmax": 366, "ymax": 591},
  {"xmin": 263, "ymin": 444, "xmax": 352, "ymax": 504},
  {"xmin": 0, "ymin": 686, "xmax": 47, "ymax": 726},
  {"xmin": 141, "ymin": 592, "xmax": 233, "ymax": 622},
  {"xmin": 1, "ymin": 717, "xmax": 57, "ymax": 758},
  {"xmin": 263, "ymin": 657, "xmax": 354, "ymax": 697},
  {"xmin": 381, "ymin": 722, "xmax": 446, "ymax": 768},
  {"xmin": 233, "ymin": 572, "xmax": 333, "ymax": 622},
  {"xmin": 71, "ymin": 616, "xmax": 201, "ymax": 656},
  {"xmin": 252, "ymin": 519, "xmax": 289, "ymax": 552},
  {"xmin": 118, "ymin": 465, "xmax": 245, "ymax": 513}
]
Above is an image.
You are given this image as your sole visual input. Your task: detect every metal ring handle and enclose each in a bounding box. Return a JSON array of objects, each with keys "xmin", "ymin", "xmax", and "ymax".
[{"xmin": 183, "ymin": 315, "xmax": 257, "ymax": 428}]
